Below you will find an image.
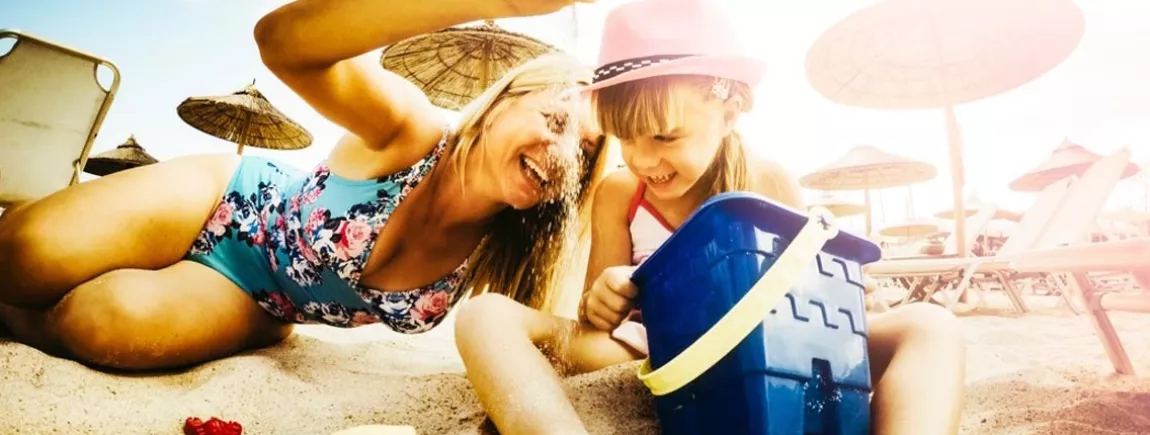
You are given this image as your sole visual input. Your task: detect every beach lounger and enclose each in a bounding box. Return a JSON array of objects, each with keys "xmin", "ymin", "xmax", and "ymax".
[
  {"xmin": 0, "ymin": 29, "xmax": 120, "ymax": 206},
  {"xmin": 1010, "ymin": 238, "xmax": 1150, "ymax": 375},
  {"xmin": 866, "ymin": 149, "xmax": 1133, "ymax": 312}
]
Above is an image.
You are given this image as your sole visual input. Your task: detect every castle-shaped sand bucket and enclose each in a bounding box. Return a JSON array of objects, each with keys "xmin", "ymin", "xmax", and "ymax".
[{"xmin": 632, "ymin": 192, "xmax": 881, "ymax": 434}]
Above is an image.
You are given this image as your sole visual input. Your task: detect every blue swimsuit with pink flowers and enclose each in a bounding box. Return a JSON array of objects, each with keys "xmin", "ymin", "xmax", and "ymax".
[{"xmin": 184, "ymin": 123, "xmax": 466, "ymax": 334}]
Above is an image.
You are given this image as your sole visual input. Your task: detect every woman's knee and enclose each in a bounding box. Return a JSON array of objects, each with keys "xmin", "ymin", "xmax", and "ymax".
[
  {"xmin": 49, "ymin": 271, "xmax": 174, "ymax": 369},
  {"xmin": 0, "ymin": 214, "xmax": 67, "ymax": 308},
  {"xmin": 880, "ymin": 302, "xmax": 963, "ymax": 344},
  {"xmin": 455, "ymin": 293, "xmax": 519, "ymax": 335}
]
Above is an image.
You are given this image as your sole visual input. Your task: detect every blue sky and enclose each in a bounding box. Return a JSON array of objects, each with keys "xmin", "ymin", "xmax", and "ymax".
[{"xmin": 4, "ymin": 0, "xmax": 1150, "ymax": 234}]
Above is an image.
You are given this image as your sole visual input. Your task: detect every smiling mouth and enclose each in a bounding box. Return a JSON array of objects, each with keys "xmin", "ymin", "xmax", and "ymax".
[
  {"xmin": 520, "ymin": 155, "xmax": 551, "ymax": 191},
  {"xmin": 647, "ymin": 173, "xmax": 675, "ymax": 185}
]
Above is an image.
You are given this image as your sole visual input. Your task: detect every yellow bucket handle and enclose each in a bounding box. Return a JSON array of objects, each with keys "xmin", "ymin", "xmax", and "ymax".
[{"xmin": 636, "ymin": 207, "xmax": 839, "ymax": 396}]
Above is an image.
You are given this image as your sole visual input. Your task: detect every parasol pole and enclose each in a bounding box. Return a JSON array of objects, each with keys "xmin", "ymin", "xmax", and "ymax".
[
  {"xmin": 864, "ymin": 187, "xmax": 872, "ymax": 236},
  {"xmin": 236, "ymin": 111, "xmax": 254, "ymax": 156},
  {"xmin": 945, "ymin": 105, "xmax": 967, "ymax": 257}
]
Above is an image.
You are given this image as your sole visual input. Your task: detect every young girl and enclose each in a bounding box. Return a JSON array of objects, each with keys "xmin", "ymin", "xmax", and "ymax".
[{"xmin": 456, "ymin": 1, "xmax": 966, "ymax": 434}]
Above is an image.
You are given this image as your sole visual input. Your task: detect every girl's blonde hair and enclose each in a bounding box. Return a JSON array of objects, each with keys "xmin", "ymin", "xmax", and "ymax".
[
  {"xmin": 595, "ymin": 75, "xmax": 753, "ymax": 196},
  {"xmin": 451, "ymin": 54, "xmax": 611, "ymax": 312}
]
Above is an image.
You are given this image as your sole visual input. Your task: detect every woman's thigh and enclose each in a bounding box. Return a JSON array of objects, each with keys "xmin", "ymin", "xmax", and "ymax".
[
  {"xmin": 0, "ymin": 154, "xmax": 240, "ymax": 308},
  {"xmin": 3, "ymin": 260, "xmax": 292, "ymax": 370}
]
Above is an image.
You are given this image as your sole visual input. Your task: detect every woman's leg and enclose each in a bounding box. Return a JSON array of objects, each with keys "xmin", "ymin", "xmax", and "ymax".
[
  {"xmin": 867, "ymin": 302, "xmax": 966, "ymax": 435},
  {"xmin": 0, "ymin": 261, "xmax": 291, "ymax": 369},
  {"xmin": 0, "ymin": 154, "xmax": 291, "ymax": 369},
  {"xmin": 0, "ymin": 154, "xmax": 238, "ymax": 308},
  {"xmin": 455, "ymin": 293, "xmax": 642, "ymax": 435}
]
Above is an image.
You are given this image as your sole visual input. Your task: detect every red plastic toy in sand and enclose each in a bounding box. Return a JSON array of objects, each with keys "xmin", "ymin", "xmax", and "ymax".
[{"xmin": 184, "ymin": 417, "xmax": 244, "ymax": 435}]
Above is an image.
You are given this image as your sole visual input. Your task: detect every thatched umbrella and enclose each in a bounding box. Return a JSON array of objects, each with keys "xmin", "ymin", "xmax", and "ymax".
[
  {"xmin": 177, "ymin": 80, "xmax": 312, "ymax": 155},
  {"xmin": 83, "ymin": 134, "xmax": 159, "ymax": 176},
  {"xmin": 800, "ymin": 145, "xmax": 937, "ymax": 235},
  {"xmin": 933, "ymin": 194, "xmax": 1023, "ymax": 222},
  {"xmin": 879, "ymin": 219, "xmax": 940, "ymax": 239},
  {"xmin": 805, "ymin": 0, "xmax": 1086, "ymax": 257},
  {"xmin": 809, "ymin": 192, "xmax": 867, "ymax": 217},
  {"xmin": 1010, "ymin": 138, "xmax": 1141, "ymax": 192},
  {"xmin": 380, "ymin": 20, "xmax": 557, "ymax": 111}
]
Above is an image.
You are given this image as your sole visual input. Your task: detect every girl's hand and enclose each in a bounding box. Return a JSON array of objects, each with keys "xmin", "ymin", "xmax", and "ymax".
[
  {"xmin": 496, "ymin": 0, "xmax": 597, "ymax": 17},
  {"xmin": 580, "ymin": 265, "xmax": 638, "ymax": 331}
]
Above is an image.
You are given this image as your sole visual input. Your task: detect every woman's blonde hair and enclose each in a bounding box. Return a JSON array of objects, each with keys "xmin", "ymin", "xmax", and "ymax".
[
  {"xmin": 595, "ymin": 75, "xmax": 753, "ymax": 196},
  {"xmin": 451, "ymin": 54, "xmax": 611, "ymax": 312}
]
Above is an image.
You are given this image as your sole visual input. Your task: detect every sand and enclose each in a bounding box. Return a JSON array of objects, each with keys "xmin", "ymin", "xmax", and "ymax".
[{"xmin": 2, "ymin": 295, "xmax": 1149, "ymax": 435}]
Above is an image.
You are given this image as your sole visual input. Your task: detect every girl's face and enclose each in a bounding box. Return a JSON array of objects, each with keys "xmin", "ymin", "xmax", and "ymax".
[{"xmin": 617, "ymin": 85, "xmax": 734, "ymax": 200}]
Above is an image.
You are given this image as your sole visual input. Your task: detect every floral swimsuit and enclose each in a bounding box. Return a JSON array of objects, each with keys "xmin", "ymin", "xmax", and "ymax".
[{"xmin": 185, "ymin": 123, "xmax": 466, "ymax": 334}]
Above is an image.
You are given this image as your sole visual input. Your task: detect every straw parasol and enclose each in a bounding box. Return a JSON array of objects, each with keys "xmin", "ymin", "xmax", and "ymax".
[
  {"xmin": 82, "ymin": 134, "xmax": 159, "ymax": 176},
  {"xmin": 805, "ymin": 0, "xmax": 1086, "ymax": 257},
  {"xmin": 933, "ymin": 194, "xmax": 1023, "ymax": 222},
  {"xmin": 380, "ymin": 20, "xmax": 557, "ymax": 111},
  {"xmin": 800, "ymin": 144, "xmax": 936, "ymax": 234},
  {"xmin": 177, "ymin": 80, "xmax": 313, "ymax": 155},
  {"xmin": 879, "ymin": 219, "xmax": 940, "ymax": 238},
  {"xmin": 1009, "ymin": 138, "xmax": 1141, "ymax": 192},
  {"xmin": 808, "ymin": 192, "xmax": 867, "ymax": 217}
]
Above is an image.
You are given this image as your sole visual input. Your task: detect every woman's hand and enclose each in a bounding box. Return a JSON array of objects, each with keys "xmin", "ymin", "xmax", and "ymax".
[{"xmin": 580, "ymin": 265, "xmax": 638, "ymax": 331}]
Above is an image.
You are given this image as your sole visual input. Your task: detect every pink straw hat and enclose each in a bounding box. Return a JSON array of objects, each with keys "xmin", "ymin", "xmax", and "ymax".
[{"xmin": 581, "ymin": 0, "xmax": 766, "ymax": 93}]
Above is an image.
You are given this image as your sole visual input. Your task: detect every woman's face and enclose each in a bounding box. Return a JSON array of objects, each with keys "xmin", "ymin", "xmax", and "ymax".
[{"xmin": 480, "ymin": 90, "xmax": 603, "ymax": 210}]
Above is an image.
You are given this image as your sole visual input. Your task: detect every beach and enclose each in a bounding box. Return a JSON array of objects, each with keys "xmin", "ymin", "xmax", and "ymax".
[{"xmin": 2, "ymin": 294, "xmax": 1149, "ymax": 435}]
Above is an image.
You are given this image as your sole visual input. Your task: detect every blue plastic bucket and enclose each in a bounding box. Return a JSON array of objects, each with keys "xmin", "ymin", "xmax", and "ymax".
[{"xmin": 631, "ymin": 192, "xmax": 881, "ymax": 435}]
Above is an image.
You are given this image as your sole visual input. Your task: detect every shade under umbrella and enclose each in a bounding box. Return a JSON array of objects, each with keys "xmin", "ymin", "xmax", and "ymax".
[
  {"xmin": 1009, "ymin": 138, "xmax": 1141, "ymax": 192},
  {"xmin": 83, "ymin": 134, "xmax": 159, "ymax": 176},
  {"xmin": 804, "ymin": 0, "xmax": 1085, "ymax": 258},
  {"xmin": 800, "ymin": 145, "xmax": 936, "ymax": 235},
  {"xmin": 177, "ymin": 81, "xmax": 313, "ymax": 155},
  {"xmin": 380, "ymin": 20, "xmax": 557, "ymax": 111},
  {"xmin": 879, "ymin": 219, "xmax": 940, "ymax": 238},
  {"xmin": 808, "ymin": 192, "xmax": 867, "ymax": 217}
]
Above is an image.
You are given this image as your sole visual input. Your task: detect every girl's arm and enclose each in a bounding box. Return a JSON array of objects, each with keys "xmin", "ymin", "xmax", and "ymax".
[{"xmin": 579, "ymin": 169, "xmax": 640, "ymax": 323}]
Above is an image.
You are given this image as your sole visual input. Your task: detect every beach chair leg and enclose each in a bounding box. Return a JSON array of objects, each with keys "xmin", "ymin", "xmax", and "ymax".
[
  {"xmin": 1071, "ymin": 272, "xmax": 1135, "ymax": 375},
  {"xmin": 995, "ymin": 270, "xmax": 1029, "ymax": 313},
  {"xmin": 1054, "ymin": 273, "xmax": 1084, "ymax": 315}
]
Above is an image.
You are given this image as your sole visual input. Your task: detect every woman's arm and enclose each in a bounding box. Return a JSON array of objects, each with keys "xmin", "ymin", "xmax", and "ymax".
[{"xmin": 253, "ymin": 0, "xmax": 581, "ymax": 153}]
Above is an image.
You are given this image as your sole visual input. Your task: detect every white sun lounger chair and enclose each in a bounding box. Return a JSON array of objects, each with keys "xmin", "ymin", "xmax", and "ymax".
[
  {"xmin": 865, "ymin": 148, "xmax": 1133, "ymax": 312},
  {"xmin": 1010, "ymin": 238, "xmax": 1150, "ymax": 375},
  {"xmin": 0, "ymin": 29, "xmax": 121, "ymax": 206}
]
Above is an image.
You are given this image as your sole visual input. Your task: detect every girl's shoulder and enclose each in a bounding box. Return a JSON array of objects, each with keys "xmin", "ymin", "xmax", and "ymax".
[
  {"xmin": 592, "ymin": 168, "xmax": 642, "ymax": 221},
  {"xmin": 597, "ymin": 168, "xmax": 642, "ymax": 202}
]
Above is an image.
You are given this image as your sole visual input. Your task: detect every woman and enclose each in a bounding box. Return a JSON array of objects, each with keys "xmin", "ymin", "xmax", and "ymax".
[{"xmin": 0, "ymin": 0, "xmax": 607, "ymax": 371}]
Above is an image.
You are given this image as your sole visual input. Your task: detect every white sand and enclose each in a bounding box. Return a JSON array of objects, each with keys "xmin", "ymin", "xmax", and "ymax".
[{"xmin": 2, "ymin": 295, "xmax": 1148, "ymax": 434}]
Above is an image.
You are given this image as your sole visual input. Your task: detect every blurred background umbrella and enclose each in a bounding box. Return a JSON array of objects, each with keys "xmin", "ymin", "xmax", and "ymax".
[
  {"xmin": 805, "ymin": 0, "xmax": 1086, "ymax": 257},
  {"xmin": 380, "ymin": 20, "xmax": 557, "ymax": 111},
  {"xmin": 800, "ymin": 144, "xmax": 937, "ymax": 235},
  {"xmin": 934, "ymin": 193, "xmax": 1023, "ymax": 222},
  {"xmin": 83, "ymin": 134, "xmax": 158, "ymax": 176},
  {"xmin": 177, "ymin": 80, "xmax": 313, "ymax": 155},
  {"xmin": 1009, "ymin": 138, "xmax": 1141, "ymax": 192},
  {"xmin": 809, "ymin": 191, "xmax": 867, "ymax": 217},
  {"xmin": 879, "ymin": 218, "xmax": 940, "ymax": 239}
]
